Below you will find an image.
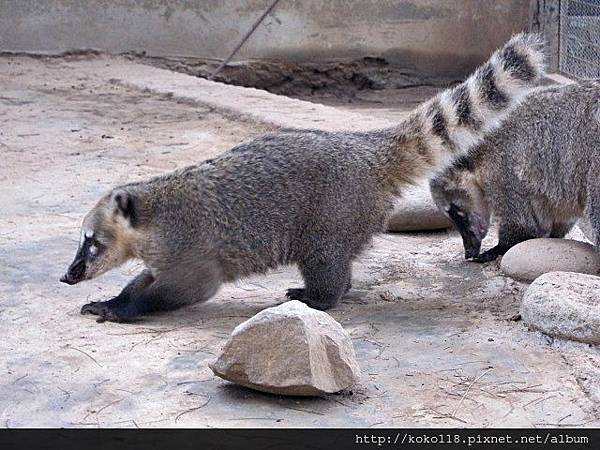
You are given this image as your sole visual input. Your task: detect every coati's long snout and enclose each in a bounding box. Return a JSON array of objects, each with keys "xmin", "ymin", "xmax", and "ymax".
[
  {"xmin": 446, "ymin": 204, "xmax": 484, "ymax": 259},
  {"xmin": 61, "ymin": 233, "xmax": 98, "ymax": 285},
  {"xmin": 430, "ymin": 166, "xmax": 491, "ymax": 260},
  {"xmin": 61, "ymin": 229, "xmax": 98, "ymax": 285},
  {"xmin": 60, "ymin": 256, "xmax": 87, "ymax": 285}
]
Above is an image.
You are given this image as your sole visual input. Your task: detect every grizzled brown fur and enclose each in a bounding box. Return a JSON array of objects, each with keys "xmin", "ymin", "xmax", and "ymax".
[
  {"xmin": 61, "ymin": 34, "xmax": 546, "ymax": 322},
  {"xmin": 431, "ymin": 81, "xmax": 600, "ymax": 262}
]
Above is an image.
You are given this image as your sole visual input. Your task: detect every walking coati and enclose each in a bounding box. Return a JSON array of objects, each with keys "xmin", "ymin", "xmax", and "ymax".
[{"xmin": 61, "ymin": 34, "xmax": 546, "ymax": 322}]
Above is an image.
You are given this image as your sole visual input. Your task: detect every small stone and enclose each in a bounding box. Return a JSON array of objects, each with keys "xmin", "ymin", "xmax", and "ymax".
[
  {"xmin": 500, "ymin": 238, "xmax": 600, "ymax": 282},
  {"xmin": 521, "ymin": 271, "xmax": 600, "ymax": 345},
  {"xmin": 565, "ymin": 223, "xmax": 590, "ymax": 243},
  {"xmin": 387, "ymin": 183, "xmax": 452, "ymax": 232},
  {"xmin": 576, "ymin": 218, "xmax": 597, "ymax": 245},
  {"xmin": 209, "ymin": 300, "xmax": 361, "ymax": 396}
]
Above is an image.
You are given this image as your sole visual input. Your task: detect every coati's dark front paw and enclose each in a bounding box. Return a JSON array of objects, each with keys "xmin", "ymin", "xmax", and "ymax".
[
  {"xmin": 472, "ymin": 250, "xmax": 500, "ymax": 263},
  {"xmin": 80, "ymin": 300, "xmax": 136, "ymax": 323},
  {"xmin": 285, "ymin": 288, "xmax": 337, "ymax": 311},
  {"xmin": 286, "ymin": 288, "xmax": 306, "ymax": 300}
]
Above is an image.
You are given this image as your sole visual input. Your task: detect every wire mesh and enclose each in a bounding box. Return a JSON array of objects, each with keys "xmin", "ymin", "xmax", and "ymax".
[{"xmin": 559, "ymin": 0, "xmax": 600, "ymax": 79}]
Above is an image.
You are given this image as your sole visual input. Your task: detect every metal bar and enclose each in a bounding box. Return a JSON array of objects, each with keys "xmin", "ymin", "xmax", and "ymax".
[{"xmin": 208, "ymin": 0, "xmax": 282, "ymax": 81}]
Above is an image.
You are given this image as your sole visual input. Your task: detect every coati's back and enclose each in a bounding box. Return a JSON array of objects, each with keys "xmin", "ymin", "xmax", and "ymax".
[
  {"xmin": 474, "ymin": 81, "xmax": 600, "ymax": 215},
  {"xmin": 122, "ymin": 129, "xmax": 396, "ymax": 279}
]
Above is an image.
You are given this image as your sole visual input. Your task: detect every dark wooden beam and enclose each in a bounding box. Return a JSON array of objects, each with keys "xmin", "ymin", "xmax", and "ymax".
[{"xmin": 529, "ymin": 0, "xmax": 561, "ymax": 72}]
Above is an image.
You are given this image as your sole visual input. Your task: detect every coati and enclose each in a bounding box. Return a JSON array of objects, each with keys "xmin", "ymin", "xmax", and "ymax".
[
  {"xmin": 61, "ymin": 34, "xmax": 545, "ymax": 322},
  {"xmin": 430, "ymin": 81, "xmax": 600, "ymax": 262}
]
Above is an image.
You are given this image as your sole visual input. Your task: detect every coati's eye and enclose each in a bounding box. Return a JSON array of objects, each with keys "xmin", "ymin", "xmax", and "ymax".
[
  {"xmin": 447, "ymin": 203, "xmax": 470, "ymax": 226},
  {"xmin": 445, "ymin": 205, "xmax": 464, "ymax": 216},
  {"xmin": 87, "ymin": 239, "xmax": 106, "ymax": 260},
  {"xmin": 449, "ymin": 203, "xmax": 466, "ymax": 217},
  {"xmin": 80, "ymin": 232, "xmax": 104, "ymax": 261}
]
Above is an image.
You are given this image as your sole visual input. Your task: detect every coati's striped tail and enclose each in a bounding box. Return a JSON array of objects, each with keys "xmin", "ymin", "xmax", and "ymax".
[{"xmin": 411, "ymin": 33, "xmax": 546, "ymax": 166}]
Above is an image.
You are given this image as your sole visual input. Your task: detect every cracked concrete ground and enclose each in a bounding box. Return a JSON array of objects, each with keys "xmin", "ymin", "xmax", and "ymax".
[{"xmin": 1, "ymin": 55, "xmax": 599, "ymax": 428}]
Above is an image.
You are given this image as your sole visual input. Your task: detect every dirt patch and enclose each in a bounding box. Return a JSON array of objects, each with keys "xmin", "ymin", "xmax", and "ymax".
[{"xmin": 130, "ymin": 53, "xmax": 456, "ymax": 106}]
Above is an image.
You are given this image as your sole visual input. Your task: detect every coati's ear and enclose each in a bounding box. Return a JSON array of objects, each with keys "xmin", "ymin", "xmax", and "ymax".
[{"xmin": 110, "ymin": 189, "xmax": 138, "ymax": 227}]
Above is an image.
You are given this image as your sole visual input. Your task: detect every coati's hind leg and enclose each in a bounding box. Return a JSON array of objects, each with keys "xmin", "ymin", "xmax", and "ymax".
[
  {"xmin": 81, "ymin": 264, "xmax": 222, "ymax": 323},
  {"xmin": 286, "ymin": 255, "xmax": 352, "ymax": 310}
]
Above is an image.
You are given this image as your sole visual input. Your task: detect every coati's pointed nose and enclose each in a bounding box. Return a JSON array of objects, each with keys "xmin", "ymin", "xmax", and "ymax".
[
  {"xmin": 60, "ymin": 273, "xmax": 76, "ymax": 285},
  {"xmin": 61, "ymin": 259, "xmax": 86, "ymax": 285}
]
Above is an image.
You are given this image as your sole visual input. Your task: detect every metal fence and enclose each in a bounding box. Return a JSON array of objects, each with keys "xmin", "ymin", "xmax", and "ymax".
[{"xmin": 559, "ymin": 0, "xmax": 600, "ymax": 79}]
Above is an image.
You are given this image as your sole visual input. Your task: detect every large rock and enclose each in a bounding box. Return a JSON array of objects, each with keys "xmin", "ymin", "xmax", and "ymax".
[
  {"xmin": 209, "ymin": 300, "xmax": 361, "ymax": 396},
  {"xmin": 521, "ymin": 271, "xmax": 600, "ymax": 345},
  {"xmin": 500, "ymin": 238, "xmax": 600, "ymax": 282},
  {"xmin": 387, "ymin": 183, "xmax": 452, "ymax": 232}
]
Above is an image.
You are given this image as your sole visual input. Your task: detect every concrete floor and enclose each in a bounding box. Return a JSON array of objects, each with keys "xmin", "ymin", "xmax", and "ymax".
[{"xmin": 1, "ymin": 55, "xmax": 599, "ymax": 428}]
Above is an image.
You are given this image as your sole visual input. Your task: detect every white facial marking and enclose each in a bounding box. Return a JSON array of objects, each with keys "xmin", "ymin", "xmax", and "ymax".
[
  {"xmin": 84, "ymin": 229, "xmax": 94, "ymax": 239},
  {"xmin": 89, "ymin": 245, "xmax": 98, "ymax": 257}
]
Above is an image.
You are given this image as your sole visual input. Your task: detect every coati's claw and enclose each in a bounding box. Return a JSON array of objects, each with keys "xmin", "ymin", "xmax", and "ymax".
[
  {"xmin": 472, "ymin": 251, "xmax": 499, "ymax": 263},
  {"xmin": 304, "ymin": 300, "xmax": 332, "ymax": 311},
  {"xmin": 285, "ymin": 288, "xmax": 338, "ymax": 310},
  {"xmin": 80, "ymin": 300, "xmax": 133, "ymax": 323},
  {"xmin": 81, "ymin": 302, "xmax": 102, "ymax": 315},
  {"xmin": 285, "ymin": 288, "xmax": 305, "ymax": 300}
]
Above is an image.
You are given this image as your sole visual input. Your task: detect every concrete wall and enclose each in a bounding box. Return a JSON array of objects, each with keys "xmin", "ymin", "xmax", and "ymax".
[{"xmin": 0, "ymin": 0, "xmax": 529, "ymax": 76}]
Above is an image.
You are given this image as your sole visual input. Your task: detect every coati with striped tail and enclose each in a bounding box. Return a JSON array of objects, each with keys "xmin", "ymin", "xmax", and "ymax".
[
  {"xmin": 61, "ymin": 34, "xmax": 545, "ymax": 322},
  {"xmin": 430, "ymin": 81, "xmax": 600, "ymax": 262}
]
